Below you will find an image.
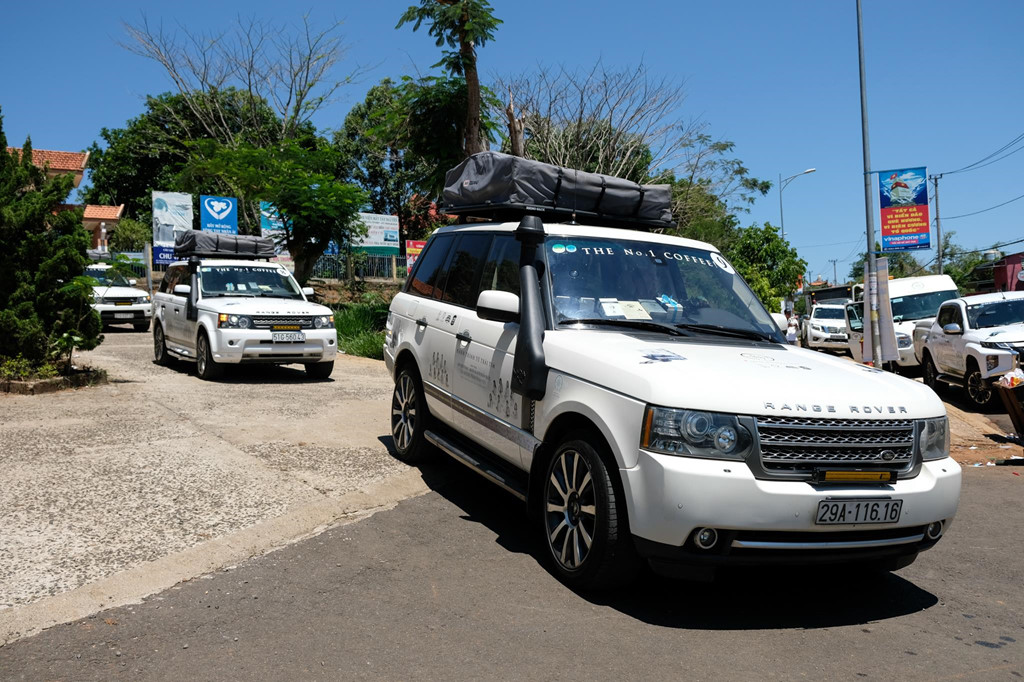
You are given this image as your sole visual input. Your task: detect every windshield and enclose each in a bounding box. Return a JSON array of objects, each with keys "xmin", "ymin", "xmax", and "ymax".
[
  {"xmin": 812, "ymin": 307, "xmax": 845, "ymax": 320},
  {"xmin": 198, "ymin": 265, "xmax": 303, "ymax": 299},
  {"xmin": 967, "ymin": 299, "xmax": 1024, "ymax": 329},
  {"xmin": 545, "ymin": 236, "xmax": 782, "ymax": 341},
  {"xmin": 891, "ymin": 289, "xmax": 958, "ymax": 322},
  {"xmin": 85, "ymin": 267, "xmax": 131, "ymax": 287}
]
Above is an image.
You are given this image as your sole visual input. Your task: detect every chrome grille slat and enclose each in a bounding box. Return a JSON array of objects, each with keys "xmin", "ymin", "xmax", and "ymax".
[
  {"xmin": 251, "ymin": 316, "xmax": 314, "ymax": 329},
  {"xmin": 755, "ymin": 415, "xmax": 916, "ymax": 470}
]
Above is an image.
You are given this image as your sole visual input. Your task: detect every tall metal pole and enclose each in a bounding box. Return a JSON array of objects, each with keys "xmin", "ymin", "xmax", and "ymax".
[
  {"xmin": 829, "ymin": 258, "xmax": 838, "ymax": 285},
  {"xmin": 778, "ymin": 172, "xmax": 785, "ymax": 242},
  {"xmin": 932, "ymin": 174, "xmax": 944, "ymax": 274},
  {"xmin": 856, "ymin": 0, "xmax": 881, "ymax": 366}
]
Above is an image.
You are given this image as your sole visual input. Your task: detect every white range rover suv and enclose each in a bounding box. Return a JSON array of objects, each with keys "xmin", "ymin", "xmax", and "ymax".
[
  {"xmin": 385, "ymin": 216, "xmax": 962, "ymax": 588},
  {"xmin": 85, "ymin": 262, "xmax": 152, "ymax": 332},
  {"xmin": 152, "ymin": 231, "xmax": 337, "ymax": 380}
]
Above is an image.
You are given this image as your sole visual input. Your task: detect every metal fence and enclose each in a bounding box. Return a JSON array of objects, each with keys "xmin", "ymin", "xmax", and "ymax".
[{"xmin": 311, "ymin": 253, "xmax": 407, "ymax": 281}]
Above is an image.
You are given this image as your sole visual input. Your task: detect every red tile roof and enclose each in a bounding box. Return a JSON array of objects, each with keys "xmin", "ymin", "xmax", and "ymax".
[
  {"xmin": 6, "ymin": 147, "xmax": 89, "ymax": 172},
  {"xmin": 83, "ymin": 204, "xmax": 125, "ymax": 221}
]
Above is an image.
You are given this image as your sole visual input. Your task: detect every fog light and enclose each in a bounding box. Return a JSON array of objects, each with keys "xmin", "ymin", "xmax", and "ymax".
[
  {"xmin": 987, "ymin": 355, "xmax": 998, "ymax": 371},
  {"xmin": 694, "ymin": 527, "xmax": 718, "ymax": 550},
  {"xmin": 925, "ymin": 521, "xmax": 944, "ymax": 540}
]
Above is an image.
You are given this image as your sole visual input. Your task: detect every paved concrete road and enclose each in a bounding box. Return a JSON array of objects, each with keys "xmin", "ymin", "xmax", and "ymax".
[
  {"xmin": 0, "ymin": 327, "xmax": 425, "ymax": 643},
  {"xmin": 1, "ymin": 462, "xmax": 1020, "ymax": 681}
]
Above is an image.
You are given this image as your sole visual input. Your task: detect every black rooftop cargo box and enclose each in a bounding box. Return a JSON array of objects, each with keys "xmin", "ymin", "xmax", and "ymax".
[
  {"xmin": 174, "ymin": 230, "xmax": 275, "ymax": 259},
  {"xmin": 442, "ymin": 151, "xmax": 675, "ymax": 230}
]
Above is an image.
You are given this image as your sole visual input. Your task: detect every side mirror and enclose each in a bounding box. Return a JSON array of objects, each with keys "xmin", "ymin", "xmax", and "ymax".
[
  {"xmin": 301, "ymin": 286, "xmax": 315, "ymax": 298},
  {"xmin": 942, "ymin": 323, "xmax": 962, "ymax": 335},
  {"xmin": 129, "ymin": 279, "xmax": 138, "ymax": 286},
  {"xmin": 477, "ymin": 290, "xmax": 520, "ymax": 323},
  {"xmin": 173, "ymin": 284, "xmax": 191, "ymax": 296}
]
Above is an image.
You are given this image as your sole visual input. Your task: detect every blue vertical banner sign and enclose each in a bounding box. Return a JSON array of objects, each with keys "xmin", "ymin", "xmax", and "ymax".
[{"xmin": 200, "ymin": 195, "xmax": 238, "ymax": 234}]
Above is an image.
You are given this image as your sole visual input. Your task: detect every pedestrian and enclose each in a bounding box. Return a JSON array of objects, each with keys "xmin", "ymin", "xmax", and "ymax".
[{"xmin": 785, "ymin": 310, "xmax": 799, "ymax": 346}]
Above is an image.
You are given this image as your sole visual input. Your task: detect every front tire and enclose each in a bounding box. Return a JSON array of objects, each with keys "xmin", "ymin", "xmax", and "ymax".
[
  {"xmin": 134, "ymin": 321, "xmax": 150, "ymax": 332},
  {"xmin": 390, "ymin": 365, "xmax": 433, "ymax": 463},
  {"xmin": 305, "ymin": 360, "xmax": 334, "ymax": 380},
  {"xmin": 153, "ymin": 323, "xmax": 171, "ymax": 366},
  {"xmin": 195, "ymin": 331, "xmax": 223, "ymax": 380},
  {"xmin": 540, "ymin": 434, "xmax": 639, "ymax": 590},
  {"xmin": 965, "ymin": 360, "xmax": 994, "ymax": 409}
]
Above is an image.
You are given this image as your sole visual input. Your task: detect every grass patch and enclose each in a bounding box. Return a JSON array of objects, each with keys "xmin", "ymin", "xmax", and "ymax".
[{"xmin": 334, "ymin": 302, "xmax": 390, "ymax": 360}]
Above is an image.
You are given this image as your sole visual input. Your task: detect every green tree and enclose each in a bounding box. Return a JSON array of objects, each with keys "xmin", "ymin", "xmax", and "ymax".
[
  {"xmin": 0, "ymin": 114, "xmax": 102, "ymax": 369},
  {"xmin": 848, "ymin": 243, "xmax": 920, "ymax": 281},
  {"xmin": 937, "ymin": 231, "xmax": 986, "ymax": 292},
  {"xmin": 180, "ymin": 140, "xmax": 367, "ymax": 284},
  {"xmin": 725, "ymin": 222, "xmax": 807, "ymax": 312},
  {"xmin": 108, "ymin": 217, "xmax": 151, "ymax": 252},
  {"xmin": 397, "ymin": 0, "xmax": 502, "ymax": 157}
]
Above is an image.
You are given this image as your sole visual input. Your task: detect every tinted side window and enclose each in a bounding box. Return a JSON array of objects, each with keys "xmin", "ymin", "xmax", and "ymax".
[
  {"xmin": 950, "ymin": 305, "xmax": 964, "ymax": 327},
  {"xmin": 477, "ymin": 235, "xmax": 521, "ymax": 297},
  {"xmin": 442, "ymin": 234, "xmax": 492, "ymax": 308},
  {"xmin": 936, "ymin": 305, "xmax": 954, "ymax": 327},
  {"xmin": 161, "ymin": 267, "xmax": 181, "ymax": 294},
  {"xmin": 408, "ymin": 235, "xmax": 454, "ymax": 300}
]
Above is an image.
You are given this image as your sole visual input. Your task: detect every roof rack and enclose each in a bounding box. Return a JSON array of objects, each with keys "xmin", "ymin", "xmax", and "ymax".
[
  {"xmin": 174, "ymin": 230, "xmax": 274, "ymax": 260},
  {"xmin": 442, "ymin": 152, "xmax": 676, "ymax": 231}
]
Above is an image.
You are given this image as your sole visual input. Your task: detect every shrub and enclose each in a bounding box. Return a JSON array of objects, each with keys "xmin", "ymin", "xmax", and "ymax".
[
  {"xmin": 0, "ymin": 355, "xmax": 58, "ymax": 380},
  {"xmin": 334, "ymin": 302, "xmax": 390, "ymax": 359},
  {"xmin": 339, "ymin": 330, "xmax": 387, "ymax": 360}
]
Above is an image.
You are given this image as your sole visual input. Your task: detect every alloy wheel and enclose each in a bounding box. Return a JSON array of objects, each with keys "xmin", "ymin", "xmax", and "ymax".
[
  {"xmin": 154, "ymin": 325, "xmax": 165, "ymax": 361},
  {"xmin": 197, "ymin": 335, "xmax": 208, "ymax": 375},
  {"xmin": 967, "ymin": 370, "xmax": 992, "ymax": 406},
  {"xmin": 545, "ymin": 448, "xmax": 597, "ymax": 571},
  {"xmin": 392, "ymin": 372, "xmax": 418, "ymax": 452}
]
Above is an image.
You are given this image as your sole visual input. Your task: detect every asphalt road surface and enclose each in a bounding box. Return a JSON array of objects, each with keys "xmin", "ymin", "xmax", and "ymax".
[{"xmin": 1, "ymin": 459, "xmax": 1021, "ymax": 681}]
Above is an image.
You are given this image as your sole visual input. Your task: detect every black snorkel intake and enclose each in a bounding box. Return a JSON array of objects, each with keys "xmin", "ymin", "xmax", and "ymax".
[{"xmin": 511, "ymin": 215, "xmax": 548, "ymax": 400}]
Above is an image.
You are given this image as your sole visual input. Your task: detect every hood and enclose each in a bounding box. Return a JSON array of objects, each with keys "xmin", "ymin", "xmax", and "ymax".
[
  {"xmin": 197, "ymin": 297, "xmax": 332, "ymax": 316},
  {"xmin": 977, "ymin": 323, "xmax": 1024, "ymax": 344},
  {"xmin": 544, "ymin": 329, "xmax": 944, "ymax": 419},
  {"xmin": 94, "ymin": 285, "xmax": 148, "ymax": 299}
]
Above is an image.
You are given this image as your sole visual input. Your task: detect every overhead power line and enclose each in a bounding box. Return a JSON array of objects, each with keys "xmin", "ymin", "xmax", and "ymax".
[
  {"xmin": 942, "ymin": 130, "xmax": 1024, "ymax": 175},
  {"xmin": 943, "ymin": 191, "xmax": 1024, "ymax": 220}
]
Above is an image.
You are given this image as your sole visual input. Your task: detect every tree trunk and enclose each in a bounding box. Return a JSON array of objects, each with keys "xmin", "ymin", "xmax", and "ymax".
[
  {"xmin": 289, "ymin": 242, "xmax": 324, "ymax": 285},
  {"xmin": 506, "ymin": 91, "xmax": 525, "ymax": 157},
  {"xmin": 462, "ymin": 33, "xmax": 484, "ymax": 157}
]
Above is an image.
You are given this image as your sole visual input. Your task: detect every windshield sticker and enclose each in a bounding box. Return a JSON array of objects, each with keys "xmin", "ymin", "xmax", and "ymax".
[
  {"xmin": 619, "ymin": 301, "xmax": 652, "ymax": 320},
  {"xmin": 640, "ymin": 348, "xmax": 686, "ymax": 364},
  {"xmin": 551, "ymin": 243, "xmax": 578, "ymax": 254},
  {"xmin": 600, "ymin": 300, "xmax": 625, "ymax": 317},
  {"xmin": 710, "ymin": 252, "xmax": 735, "ymax": 274},
  {"xmin": 236, "ymin": 283, "xmax": 247, "ymax": 290}
]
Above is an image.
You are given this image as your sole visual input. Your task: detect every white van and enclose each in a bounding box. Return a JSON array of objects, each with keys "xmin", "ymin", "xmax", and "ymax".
[{"xmin": 846, "ymin": 274, "xmax": 958, "ymax": 369}]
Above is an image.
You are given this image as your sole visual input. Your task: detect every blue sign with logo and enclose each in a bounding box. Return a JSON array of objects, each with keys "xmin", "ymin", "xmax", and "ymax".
[{"xmin": 200, "ymin": 195, "xmax": 238, "ymax": 235}]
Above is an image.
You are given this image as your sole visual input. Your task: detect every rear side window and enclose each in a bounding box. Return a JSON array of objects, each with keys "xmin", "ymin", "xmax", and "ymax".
[
  {"xmin": 442, "ymin": 234, "xmax": 493, "ymax": 308},
  {"xmin": 161, "ymin": 266, "xmax": 183, "ymax": 293},
  {"xmin": 477, "ymin": 235, "xmax": 521, "ymax": 297},
  {"xmin": 407, "ymin": 235, "xmax": 454, "ymax": 300}
]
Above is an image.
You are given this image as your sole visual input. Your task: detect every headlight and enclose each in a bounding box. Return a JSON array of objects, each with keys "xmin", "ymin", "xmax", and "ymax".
[
  {"xmin": 138, "ymin": 295, "xmax": 151, "ymax": 303},
  {"xmin": 981, "ymin": 341, "xmax": 1014, "ymax": 350},
  {"xmin": 919, "ymin": 417, "xmax": 949, "ymax": 461},
  {"xmin": 218, "ymin": 314, "xmax": 252, "ymax": 329},
  {"xmin": 811, "ymin": 324, "xmax": 822, "ymax": 332},
  {"xmin": 641, "ymin": 406, "xmax": 752, "ymax": 460},
  {"xmin": 313, "ymin": 315, "xmax": 333, "ymax": 329},
  {"xmin": 897, "ymin": 333, "xmax": 912, "ymax": 349}
]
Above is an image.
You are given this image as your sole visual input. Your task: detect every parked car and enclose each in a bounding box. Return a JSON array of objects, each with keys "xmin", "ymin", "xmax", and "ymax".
[
  {"xmin": 383, "ymin": 153, "xmax": 960, "ymax": 589},
  {"xmin": 915, "ymin": 292, "xmax": 1024, "ymax": 408},
  {"xmin": 803, "ymin": 304, "xmax": 849, "ymax": 352},
  {"xmin": 152, "ymin": 231, "xmax": 337, "ymax": 380},
  {"xmin": 85, "ymin": 262, "xmax": 151, "ymax": 331},
  {"xmin": 846, "ymin": 274, "xmax": 958, "ymax": 371}
]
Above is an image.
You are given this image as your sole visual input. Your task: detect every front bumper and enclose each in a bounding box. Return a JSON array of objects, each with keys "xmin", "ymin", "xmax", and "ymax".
[
  {"xmin": 94, "ymin": 303, "xmax": 152, "ymax": 324},
  {"xmin": 621, "ymin": 449, "xmax": 961, "ymax": 567},
  {"xmin": 807, "ymin": 329, "xmax": 848, "ymax": 349},
  {"xmin": 210, "ymin": 328, "xmax": 338, "ymax": 365}
]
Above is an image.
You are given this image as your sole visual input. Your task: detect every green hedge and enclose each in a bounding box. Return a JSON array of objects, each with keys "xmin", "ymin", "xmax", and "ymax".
[{"xmin": 333, "ymin": 302, "xmax": 390, "ymax": 360}]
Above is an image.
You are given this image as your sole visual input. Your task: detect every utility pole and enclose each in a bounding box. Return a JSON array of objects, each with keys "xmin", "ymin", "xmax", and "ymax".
[
  {"xmin": 856, "ymin": 0, "xmax": 881, "ymax": 367},
  {"xmin": 931, "ymin": 173, "xmax": 944, "ymax": 274},
  {"xmin": 829, "ymin": 259, "xmax": 839, "ymax": 285}
]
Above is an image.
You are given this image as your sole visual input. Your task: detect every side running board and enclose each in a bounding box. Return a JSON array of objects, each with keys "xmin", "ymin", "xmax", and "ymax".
[{"xmin": 425, "ymin": 430, "xmax": 528, "ymax": 502}]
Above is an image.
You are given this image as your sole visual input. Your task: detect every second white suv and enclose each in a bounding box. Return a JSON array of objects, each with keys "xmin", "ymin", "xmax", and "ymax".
[{"xmin": 804, "ymin": 304, "xmax": 849, "ymax": 352}]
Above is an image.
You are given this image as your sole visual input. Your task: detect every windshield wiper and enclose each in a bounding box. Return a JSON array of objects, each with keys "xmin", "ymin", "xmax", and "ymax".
[
  {"xmin": 206, "ymin": 293, "xmax": 256, "ymax": 298},
  {"xmin": 559, "ymin": 318, "xmax": 689, "ymax": 337},
  {"xmin": 674, "ymin": 323, "xmax": 776, "ymax": 342}
]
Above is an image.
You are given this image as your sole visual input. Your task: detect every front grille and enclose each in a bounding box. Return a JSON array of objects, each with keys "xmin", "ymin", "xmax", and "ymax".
[
  {"xmin": 755, "ymin": 416, "xmax": 915, "ymax": 472},
  {"xmin": 251, "ymin": 316, "xmax": 313, "ymax": 329}
]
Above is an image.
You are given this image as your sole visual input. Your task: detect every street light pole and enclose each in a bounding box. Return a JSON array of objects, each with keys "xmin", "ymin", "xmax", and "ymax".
[
  {"xmin": 856, "ymin": 0, "xmax": 882, "ymax": 367},
  {"xmin": 778, "ymin": 168, "xmax": 817, "ymax": 242}
]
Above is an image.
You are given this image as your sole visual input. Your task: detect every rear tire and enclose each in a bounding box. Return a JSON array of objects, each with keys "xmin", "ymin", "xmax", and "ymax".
[
  {"xmin": 390, "ymin": 365, "xmax": 434, "ymax": 464},
  {"xmin": 153, "ymin": 323, "xmax": 171, "ymax": 366},
  {"xmin": 134, "ymin": 321, "xmax": 150, "ymax": 332},
  {"xmin": 922, "ymin": 353, "xmax": 939, "ymax": 391},
  {"xmin": 305, "ymin": 360, "xmax": 334, "ymax": 380},
  {"xmin": 539, "ymin": 434, "xmax": 639, "ymax": 590},
  {"xmin": 195, "ymin": 331, "xmax": 222, "ymax": 380}
]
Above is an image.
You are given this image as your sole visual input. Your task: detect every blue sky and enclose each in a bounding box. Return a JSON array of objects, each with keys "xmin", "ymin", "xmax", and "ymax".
[{"xmin": 3, "ymin": 1, "xmax": 1021, "ymax": 282}]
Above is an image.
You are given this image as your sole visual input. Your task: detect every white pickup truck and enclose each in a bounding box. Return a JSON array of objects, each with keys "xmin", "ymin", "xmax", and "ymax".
[{"xmin": 914, "ymin": 292, "xmax": 1024, "ymax": 408}]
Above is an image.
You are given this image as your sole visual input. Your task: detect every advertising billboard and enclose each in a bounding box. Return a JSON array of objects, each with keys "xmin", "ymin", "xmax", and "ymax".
[
  {"xmin": 200, "ymin": 195, "xmax": 238, "ymax": 235},
  {"xmin": 879, "ymin": 167, "xmax": 930, "ymax": 252},
  {"xmin": 259, "ymin": 201, "xmax": 292, "ymax": 269},
  {"xmin": 405, "ymin": 240, "xmax": 427, "ymax": 267},
  {"xmin": 353, "ymin": 213, "xmax": 400, "ymax": 255},
  {"xmin": 151, "ymin": 191, "xmax": 193, "ymax": 265}
]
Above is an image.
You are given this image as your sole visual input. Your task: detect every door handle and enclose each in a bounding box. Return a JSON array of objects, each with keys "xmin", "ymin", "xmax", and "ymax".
[
  {"xmin": 456, "ymin": 330, "xmax": 472, "ymax": 343},
  {"xmin": 416, "ymin": 317, "xmax": 427, "ymax": 328}
]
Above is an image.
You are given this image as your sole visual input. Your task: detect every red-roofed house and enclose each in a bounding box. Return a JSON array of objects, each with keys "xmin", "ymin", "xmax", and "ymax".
[{"xmin": 9, "ymin": 147, "xmax": 124, "ymax": 249}]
